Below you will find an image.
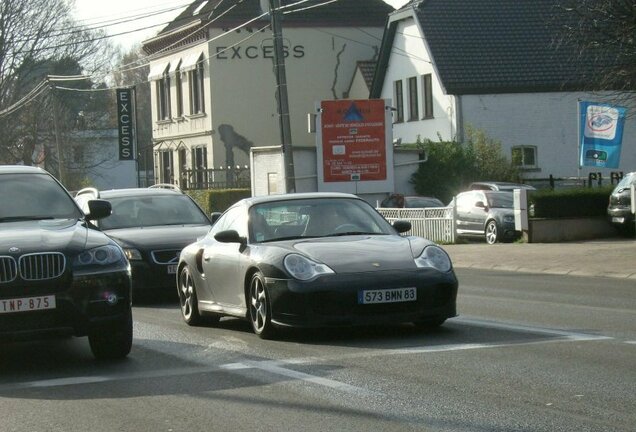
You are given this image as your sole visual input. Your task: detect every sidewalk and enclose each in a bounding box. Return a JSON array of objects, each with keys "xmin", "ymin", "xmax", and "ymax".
[{"xmin": 441, "ymin": 238, "xmax": 636, "ymax": 280}]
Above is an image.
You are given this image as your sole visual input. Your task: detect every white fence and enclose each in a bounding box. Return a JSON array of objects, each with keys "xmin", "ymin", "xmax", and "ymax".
[{"xmin": 377, "ymin": 207, "xmax": 455, "ymax": 244}]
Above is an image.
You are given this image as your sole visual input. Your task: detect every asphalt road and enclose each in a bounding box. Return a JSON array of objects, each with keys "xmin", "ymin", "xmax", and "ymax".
[{"xmin": 1, "ymin": 269, "xmax": 634, "ymax": 432}]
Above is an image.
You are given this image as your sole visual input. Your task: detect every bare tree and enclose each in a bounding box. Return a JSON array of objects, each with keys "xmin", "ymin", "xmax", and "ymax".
[
  {"xmin": 555, "ymin": 0, "xmax": 636, "ymax": 106},
  {"xmin": 0, "ymin": 0, "xmax": 115, "ymax": 166}
]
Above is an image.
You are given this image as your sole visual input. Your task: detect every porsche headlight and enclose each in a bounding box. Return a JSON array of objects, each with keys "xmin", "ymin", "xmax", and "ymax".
[
  {"xmin": 284, "ymin": 254, "xmax": 334, "ymax": 281},
  {"xmin": 74, "ymin": 245, "xmax": 125, "ymax": 267},
  {"xmin": 123, "ymin": 248, "xmax": 142, "ymax": 261},
  {"xmin": 414, "ymin": 245, "xmax": 452, "ymax": 272}
]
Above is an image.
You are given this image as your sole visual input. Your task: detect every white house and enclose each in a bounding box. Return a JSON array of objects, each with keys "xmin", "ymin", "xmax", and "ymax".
[
  {"xmin": 142, "ymin": 0, "xmax": 393, "ymax": 190},
  {"xmin": 370, "ymin": 0, "xmax": 635, "ymax": 183}
]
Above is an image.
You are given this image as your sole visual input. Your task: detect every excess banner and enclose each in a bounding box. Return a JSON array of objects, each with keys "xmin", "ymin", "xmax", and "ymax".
[
  {"xmin": 320, "ymin": 99, "xmax": 386, "ymax": 182},
  {"xmin": 579, "ymin": 101, "xmax": 626, "ymax": 169},
  {"xmin": 117, "ymin": 88, "xmax": 135, "ymax": 161}
]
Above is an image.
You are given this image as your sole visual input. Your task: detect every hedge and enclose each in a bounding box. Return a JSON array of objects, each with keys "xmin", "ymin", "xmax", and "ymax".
[
  {"xmin": 528, "ymin": 186, "xmax": 612, "ymax": 218},
  {"xmin": 186, "ymin": 188, "xmax": 251, "ymax": 214}
]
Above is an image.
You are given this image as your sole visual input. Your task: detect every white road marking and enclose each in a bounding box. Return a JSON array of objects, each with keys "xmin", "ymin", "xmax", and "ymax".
[
  {"xmin": 625, "ymin": 341, "xmax": 636, "ymax": 345},
  {"xmin": 2, "ymin": 317, "xmax": 614, "ymax": 392}
]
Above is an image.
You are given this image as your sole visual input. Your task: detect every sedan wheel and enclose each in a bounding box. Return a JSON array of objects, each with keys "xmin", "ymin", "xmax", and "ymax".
[
  {"xmin": 249, "ymin": 272, "xmax": 275, "ymax": 339},
  {"xmin": 178, "ymin": 265, "xmax": 202, "ymax": 326},
  {"xmin": 485, "ymin": 220, "xmax": 499, "ymax": 245}
]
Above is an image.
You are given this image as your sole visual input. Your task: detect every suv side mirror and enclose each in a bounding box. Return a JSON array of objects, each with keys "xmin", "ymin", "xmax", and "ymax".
[{"xmin": 86, "ymin": 199, "xmax": 112, "ymax": 220}]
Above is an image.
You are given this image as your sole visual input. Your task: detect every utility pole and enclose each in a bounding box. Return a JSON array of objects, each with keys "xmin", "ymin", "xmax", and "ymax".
[
  {"xmin": 51, "ymin": 88, "xmax": 65, "ymax": 186},
  {"xmin": 269, "ymin": 0, "xmax": 295, "ymax": 193}
]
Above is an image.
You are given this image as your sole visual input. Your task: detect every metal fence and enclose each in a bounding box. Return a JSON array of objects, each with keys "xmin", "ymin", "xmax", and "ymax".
[{"xmin": 377, "ymin": 207, "xmax": 455, "ymax": 244}]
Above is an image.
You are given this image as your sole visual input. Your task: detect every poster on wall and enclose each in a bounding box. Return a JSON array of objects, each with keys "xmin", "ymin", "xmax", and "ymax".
[
  {"xmin": 579, "ymin": 101, "xmax": 627, "ymax": 169},
  {"xmin": 320, "ymin": 99, "xmax": 387, "ymax": 182}
]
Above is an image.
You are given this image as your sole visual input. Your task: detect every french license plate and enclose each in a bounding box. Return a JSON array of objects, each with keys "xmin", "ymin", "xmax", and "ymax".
[
  {"xmin": 0, "ymin": 295, "xmax": 56, "ymax": 314},
  {"xmin": 358, "ymin": 287, "xmax": 417, "ymax": 304},
  {"xmin": 167, "ymin": 264, "xmax": 178, "ymax": 274},
  {"xmin": 612, "ymin": 217, "xmax": 625, "ymax": 223}
]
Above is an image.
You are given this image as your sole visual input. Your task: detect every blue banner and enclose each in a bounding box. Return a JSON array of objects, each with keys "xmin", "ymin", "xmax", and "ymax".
[{"xmin": 579, "ymin": 101, "xmax": 626, "ymax": 169}]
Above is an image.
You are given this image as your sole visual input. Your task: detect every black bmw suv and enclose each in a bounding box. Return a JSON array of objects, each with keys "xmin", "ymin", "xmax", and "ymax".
[{"xmin": 0, "ymin": 166, "xmax": 132, "ymax": 359}]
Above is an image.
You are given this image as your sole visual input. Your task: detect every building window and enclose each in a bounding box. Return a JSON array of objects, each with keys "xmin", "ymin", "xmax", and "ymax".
[
  {"xmin": 156, "ymin": 66, "xmax": 171, "ymax": 120},
  {"xmin": 189, "ymin": 58, "xmax": 205, "ymax": 115},
  {"xmin": 191, "ymin": 146, "xmax": 208, "ymax": 188},
  {"xmin": 393, "ymin": 80, "xmax": 404, "ymax": 123},
  {"xmin": 175, "ymin": 66, "xmax": 183, "ymax": 117},
  {"xmin": 407, "ymin": 76, "xmax": 418, "ymax": 121},
  {"xmin": 178, "ymin": 148, "xmax": 187, "ymax": 186},
  {"xmin": 422, "ymin": 74, "xmax": 433, "ymax": 119},
  {"xmin": 158, "ymin": 150, "xmax": 174, "ymax": 183},
  {"xmin": 512, "ymin": 146, "xmax": 537, "ymax": 169}
]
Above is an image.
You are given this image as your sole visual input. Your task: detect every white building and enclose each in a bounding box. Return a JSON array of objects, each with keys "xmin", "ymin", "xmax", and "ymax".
[
  {"xmin": 142, "ymin": 0, "xmax": 393, "ymax": 190},
  {"xmin": 369, "ymin": 0, "xmax": 635, "ymax": 182}
]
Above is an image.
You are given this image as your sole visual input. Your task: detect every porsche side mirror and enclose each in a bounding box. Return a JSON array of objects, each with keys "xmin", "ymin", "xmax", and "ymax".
[
  {"xmin": 214, "ymin": 229, "xmax": 246, "ymax": 244},
  {"xmin": 393, "ymin": 220, "xmax": 412, "ymax": 233}
]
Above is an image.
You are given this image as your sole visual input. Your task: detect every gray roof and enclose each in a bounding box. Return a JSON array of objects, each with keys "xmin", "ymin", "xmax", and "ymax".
[
  {"xmin": 158, "ymin": 0, "xmax": 393, "ymax": 36},
  {"xmin": 357, "ymin": 60, "xmax": 377, "ymax": 89},
  {"xmin": 372, "ymin": 0, "xmax": 620, "ymax": 96}
]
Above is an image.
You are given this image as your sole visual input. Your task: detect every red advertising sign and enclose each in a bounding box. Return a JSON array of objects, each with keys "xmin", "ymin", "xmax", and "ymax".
[{"xmin": 321, "ymin": 99, "xmax": 386, "ymax": 182}]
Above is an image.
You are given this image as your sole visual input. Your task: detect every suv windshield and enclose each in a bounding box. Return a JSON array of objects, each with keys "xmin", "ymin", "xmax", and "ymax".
[
  {"xmin": 487, "ymin": 193, "xmax": 514, "ymax": 208},
  {"xmin": 0, "ymin": 173, "xmax": 81, "ymax": 220}
]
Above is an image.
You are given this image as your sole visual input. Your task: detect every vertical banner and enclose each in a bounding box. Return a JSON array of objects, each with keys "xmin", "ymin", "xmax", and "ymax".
[
  {"xmin": 320, "ymin": 99, "xmax": 387, "ymax": 182},
  {"xmin": 579, "ymin": 101, "xmax": 626, "ymax": 168},
  {"xmin": 117, "ymin": 88, "xmax": 135, "ymax": 161}
]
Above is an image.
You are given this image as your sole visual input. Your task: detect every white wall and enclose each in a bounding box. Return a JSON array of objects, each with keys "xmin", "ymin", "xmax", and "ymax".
[
  {"xmin": 379, "ymin": 18, "xmax": 456, "ymax": 145},
  {"xmin": 461, "ymin": 91, "xmax": 636, "ymax": 178},
  {"xmin": 207, "ymin": 26, "xmax": 384, "ymax": 171}
]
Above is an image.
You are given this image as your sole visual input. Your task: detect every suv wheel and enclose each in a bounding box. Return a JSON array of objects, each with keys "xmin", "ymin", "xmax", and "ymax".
[
  {"xmin": 485, "ymin": 220, "xmax": 499, "ymax": 244},
  {"xmin": 89, "ymin": 308, "xmax": 133, "ymax": 360}
]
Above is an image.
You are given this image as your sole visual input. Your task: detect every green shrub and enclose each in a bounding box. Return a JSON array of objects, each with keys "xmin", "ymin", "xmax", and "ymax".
[
  {"xmin": 528, "ymin": 186, "xmax": 612, "ymax": 218},
  {"xmin": 186, "ymin": 188, "xmax": 251, "ymax": 214}
]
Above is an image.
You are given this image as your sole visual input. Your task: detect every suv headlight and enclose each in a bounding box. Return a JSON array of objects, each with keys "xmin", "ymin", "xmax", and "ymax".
[
  {"xmin": 414, "ymin": 245, "xmax": 452, "ymax": 272},
  {"xmin": 284, "ymin": 254, "xmax": 334, "ymax": 281},
  {"xmin": 503, "ymin": 215, "xmax": 515, "ymax": 223},
  {"xmin": 73, "ymin": 245, "xmax": 126, "ymax": 267}
]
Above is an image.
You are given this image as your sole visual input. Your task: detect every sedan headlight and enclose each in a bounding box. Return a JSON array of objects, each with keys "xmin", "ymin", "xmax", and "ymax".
[
  {"xmin": 74, "ymin": 245, "xmax": 126, "ymax": 267},
  {"xmin": 123, "ymin": 248, "xmax": 142, "ymax": 261},
  {"xmin": 414, "ymin": 245, "xmax": 452, "ymax": 272},
  {"xmin": 284, "ymin": 254, "xmax": 334, "ymax": 281}
]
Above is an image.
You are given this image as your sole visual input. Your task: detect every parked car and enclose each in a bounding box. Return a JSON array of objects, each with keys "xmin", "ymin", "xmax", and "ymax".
[
  {"xmin": 380, "ymin": 193, "xmax": 445, "ymax": 208},
  {"xmin": 469, "ymin": 181, "xmax": 536, "ymax": 191},
  {"xmin": 0, "ymin": 166, "xmax": 132, "ymax": 359},
  {"xmin": 607, "ymin": 171, "xmax": 636, "ymax": 235},
  {"xmin": 177, "ymin": 192, "xmax": 458, "ymax": 338},
  {"xmin": 452, "ymin": 190, "xmax": 520, "ymax": 244},
  {"xmin": 75, "ymin": 184, "xmax": 212, "ymax": 299}
]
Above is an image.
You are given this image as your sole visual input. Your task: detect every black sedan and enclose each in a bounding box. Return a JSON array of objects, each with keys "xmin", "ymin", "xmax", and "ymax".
[
  {"xmin": 0, "ymin": 166, "xmax": 132, "ymax": 359},
  {"xmin": 177, "ymin": 192, "xmax": 458, "ymax": 338},
  {"xmin": 75, "ymin": 185, "xmax": 212, "ymax": 299}
]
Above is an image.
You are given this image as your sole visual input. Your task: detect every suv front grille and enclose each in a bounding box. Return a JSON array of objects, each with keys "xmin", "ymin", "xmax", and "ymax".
[
  {"xmin": 19, "ymin": 253, "xmax": 66, "ymax": 281},
  {"xmin": 151, "ymin": 249, "xmax": 181, "ymax": 265},
  {"xmin": 0, "ymin": 256, "xmax": 18, "ymax": 283}
]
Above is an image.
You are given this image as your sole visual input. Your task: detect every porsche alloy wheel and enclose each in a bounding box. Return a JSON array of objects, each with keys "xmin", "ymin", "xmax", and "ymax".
[
  {"xmin": 249, "ymin": 272, "xmax": 275, "ymax": 339},
  {"xmin": 178, "ymin": 265, "xmax": 202, "ymax": 326},
  {"xmin": 485, "ymin": 220, "xmax": 499, "ymax": 245}
]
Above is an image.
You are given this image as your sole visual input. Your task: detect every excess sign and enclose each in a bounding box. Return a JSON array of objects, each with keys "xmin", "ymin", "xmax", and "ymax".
[
  {"xmin": 117, "ymin": 88, "xmax": 135, "ymax": 161},
  {"xmin": 320, "ymin": 99, "xmax": 386, "ymax": 182}
]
